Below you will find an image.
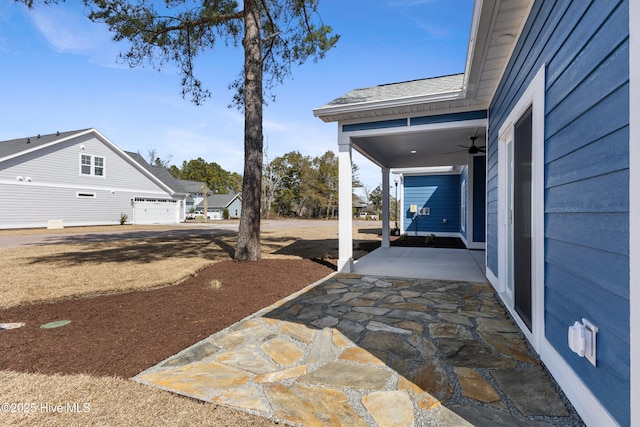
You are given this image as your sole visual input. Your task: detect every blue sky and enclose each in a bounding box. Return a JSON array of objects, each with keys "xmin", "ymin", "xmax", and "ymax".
[{"xmin": 0, "ymin": 0, "xmax": 473, "ymax": 194}]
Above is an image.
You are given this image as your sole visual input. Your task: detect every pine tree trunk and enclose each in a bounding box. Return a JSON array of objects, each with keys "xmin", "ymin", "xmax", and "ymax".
[{"xmin": 235, "ymin": 0, "xmax": 263, "ymax": 261}]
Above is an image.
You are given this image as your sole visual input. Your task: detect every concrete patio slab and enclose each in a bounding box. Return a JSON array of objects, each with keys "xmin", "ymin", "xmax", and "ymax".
[{"xmin": 354, "ymin": 247, "xmax": 487, "ymax": 282}]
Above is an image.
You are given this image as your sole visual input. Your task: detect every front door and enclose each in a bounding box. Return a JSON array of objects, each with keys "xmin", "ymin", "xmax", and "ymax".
[{"xmin": 512, "ymin": 106, "xmax": 533, "ymax": 331}]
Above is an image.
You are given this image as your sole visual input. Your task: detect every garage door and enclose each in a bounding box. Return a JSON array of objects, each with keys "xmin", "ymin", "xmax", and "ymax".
[{"xmin": 133, "ymin": 197, "xmax": 177, "ymax": 224}]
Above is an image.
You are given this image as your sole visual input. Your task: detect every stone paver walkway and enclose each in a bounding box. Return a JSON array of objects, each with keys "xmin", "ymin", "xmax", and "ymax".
[{"xmin": 135, "ymin": 274, "xmax": 585, "ymax": 426}]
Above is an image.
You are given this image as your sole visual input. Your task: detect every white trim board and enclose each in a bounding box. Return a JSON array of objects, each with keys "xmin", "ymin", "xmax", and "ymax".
[
  {"xmin": 629, "ymin": 0, "xmax": 639, "ymax": 425},
  {"xmin": 495, "ymin": 65, "xmax": 545, "ymax": 352},
  {"xmin": 540, "ymin": 340, "xmax": 619, "ymax": 427}
]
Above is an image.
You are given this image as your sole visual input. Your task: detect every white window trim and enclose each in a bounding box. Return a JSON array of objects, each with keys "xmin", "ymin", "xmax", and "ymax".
[
  {"xmin": 496, "ymin": 65, "xmax": 545, "ymax": 351},
  {"xmin": 79, "ymin": 153, "xmax": 106, "ymax": 178}
]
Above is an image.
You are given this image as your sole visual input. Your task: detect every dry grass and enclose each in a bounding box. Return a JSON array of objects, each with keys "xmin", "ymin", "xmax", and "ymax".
[
  {"xmin": 0, "ymin": 236, "xmax": 224, "ymax": 309},
  {"xmin": 0, "ymin": 222, "xmax": 379, "ymax": 309},
  {"xmin": 0, "ymin": 371, "xmax": 279, "ymax": 427},
  {"xmin": 0, "ymin": 221, "xmax": 381, "ymax": 426}
]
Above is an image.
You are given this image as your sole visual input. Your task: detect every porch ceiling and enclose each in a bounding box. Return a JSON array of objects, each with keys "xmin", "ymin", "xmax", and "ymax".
[{"xmin": 352, "ymin": 125, "xmax": 486, "ymax": 169}]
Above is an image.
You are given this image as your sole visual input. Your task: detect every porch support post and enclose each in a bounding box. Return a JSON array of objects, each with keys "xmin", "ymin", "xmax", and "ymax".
[
  {"xmin": 398, "ymin": 175, "xmax": 404, "ymax": 233},
  {"xmin": 381, "ymin": 167, "xmax": 390, "ymax": 248},
  {"xmin": 338, "ymin": 135, "xmax": 353, "ymax": 272}
]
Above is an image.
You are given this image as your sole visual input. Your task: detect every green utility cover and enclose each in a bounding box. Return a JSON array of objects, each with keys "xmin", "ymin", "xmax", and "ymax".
[{"xmin": 40, "ymin": 320, "xmax": 71, "ymax": 329}]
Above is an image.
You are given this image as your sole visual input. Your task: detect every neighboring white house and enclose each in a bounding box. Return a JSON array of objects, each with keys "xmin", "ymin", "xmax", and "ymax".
[
  {"xmin": 196, "ymin": 193, "xmax": 242, "ymax": 220},
  {"xmin": 176, "ymin": 179, "xmax": 208, "ymax": 214},
  {"xmin": 0, "ymin": 128, "xmax": 183, "ymax": 228},
  {"xmin": 124, "ymin": 151, "xmax": 190, "ymax": 223}
]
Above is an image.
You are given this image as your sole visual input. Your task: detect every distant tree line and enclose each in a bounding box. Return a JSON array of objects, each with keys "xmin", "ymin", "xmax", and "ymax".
[
  {"xmin": 168, "ymin": 158, "xmax": 243, "ymax": 194},
  {"xmin": 165, "ymin": 149, "xmax": 362, "ymax": 219},
  {"xmin": 262, "ymin": 150, "xmax": 363, "ymax": 219}
]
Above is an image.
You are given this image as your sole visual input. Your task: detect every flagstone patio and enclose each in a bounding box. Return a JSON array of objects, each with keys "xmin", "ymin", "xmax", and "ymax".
[{"xmin": 136, "ymin": 273, "xmax": 585, "ymax": 426}]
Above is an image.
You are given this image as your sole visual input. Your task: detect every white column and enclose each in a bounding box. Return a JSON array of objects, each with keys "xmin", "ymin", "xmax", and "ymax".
[
  {"xmin": 381, "ymin": 167, "xmax": 390, "ymax": 248},
  {"xmin": 398, "ymin": 175, "xmax": 404, "ymax": 233},
  {"xmin": 338, "ymin": 136, "xmax": 353, "ymax": 273},
  {"xmin": 629, "ymin": 0, "xmax": 639, "ymax": 424}
]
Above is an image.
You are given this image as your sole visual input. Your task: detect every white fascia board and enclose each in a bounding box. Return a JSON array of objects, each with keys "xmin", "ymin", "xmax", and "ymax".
[
  {"xmin": 461, "ymin": 0, "xmax": 484, "ymax": 96},
  {"xmin": 392, "ymin": 166, "xmax": 460, "ymax": 176},
  {"xmin": 313, "ymin": 89, "xmax": 465, "ymax": 120},
  {"xmin": 91, "ymin": 129, "xmax": 177, "ymax": 196}
]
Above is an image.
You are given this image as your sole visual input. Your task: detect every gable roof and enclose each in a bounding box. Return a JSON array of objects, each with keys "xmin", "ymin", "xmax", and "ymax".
[
  {"xmin": 198, "ymin": 193, "xmax": 241, "ymax": 209},
  {"xmin": 177, "ymin": 179, "xmax": 208, "ymax": 194},
  {"xmin": 125, "ymin": 151, "xmax": 187, "ymax": 196},
  {"xmin": 0, "ymin": 129, "xmax": 92, "ymax": 161},
  {"xmin": 0, "ymin": 128, "xmax": 176, "ymax": 195}
]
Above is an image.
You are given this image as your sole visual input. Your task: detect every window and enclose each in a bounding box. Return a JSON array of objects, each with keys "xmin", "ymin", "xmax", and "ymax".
[
  {"xmin": 80, "ymin": 154, "xmax": 105, "ymax": 177},
  {"xmin": 81, "ymin": 155, "xmax": 92, "ymax": 175},
  {"xmin": 94, "ymin": 156, "xmax": 104, "ymax": 176}
]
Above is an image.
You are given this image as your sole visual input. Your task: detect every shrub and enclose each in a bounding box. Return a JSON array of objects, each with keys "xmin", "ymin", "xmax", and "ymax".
[
  {"xmin": 425, "ymin": 233, "xmax": 436, "ymax": 246},
  {"xmin": 223, "ymin": 208, "xmax": 230, "ymax": 220},
  {"xmin": 119, "ymin": 213, "xmax": 128, "ymax": 225}
]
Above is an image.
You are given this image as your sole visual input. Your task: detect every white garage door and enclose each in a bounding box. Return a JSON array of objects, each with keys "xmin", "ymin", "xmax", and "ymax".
[{"xmin": 133, "ymin": 197, "xmax": 177, "ymax": 224}]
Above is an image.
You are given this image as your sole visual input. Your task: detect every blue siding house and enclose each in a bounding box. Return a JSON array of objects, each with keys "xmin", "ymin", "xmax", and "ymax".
[{"xmin": 314, "ymin": 0, "xmax": 639, "ymax": 425}]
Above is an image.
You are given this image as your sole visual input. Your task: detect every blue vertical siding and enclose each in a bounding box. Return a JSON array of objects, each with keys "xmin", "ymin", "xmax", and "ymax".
[
  {"xmin": 403, "ymin": 175, "xmax": 460, "ymax": 234},
  {"xmin": 472, "ymin": 155, "xmax": 486, "ymax": 243},
  {"xmin": 487, "ymin": 0, "xmax": 630, "ymax": 424}
]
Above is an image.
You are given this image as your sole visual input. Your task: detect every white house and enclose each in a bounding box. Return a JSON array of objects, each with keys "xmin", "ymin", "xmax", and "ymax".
[
  {"xmin": 0, "ymin": 128, "xmax": 184, "ymax": 228},
  {"xmin": 197, "ymin": 193, "xmax": 242, "ymax": 220}
]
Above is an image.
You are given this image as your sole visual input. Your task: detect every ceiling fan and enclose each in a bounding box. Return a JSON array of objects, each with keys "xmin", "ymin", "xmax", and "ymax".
[{"xmin": 458, "ymin": 136, "xmax": 486, "ymax": 154}]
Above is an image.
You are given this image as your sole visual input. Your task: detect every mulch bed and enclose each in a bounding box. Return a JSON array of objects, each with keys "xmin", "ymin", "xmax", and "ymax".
[
  {"xmin": 0, "ymin": 259, "xmax": 335, "ymax": 378},
  {"xmin": 390, "ymin": 235, "xmax": 467, "ymax": 249}
]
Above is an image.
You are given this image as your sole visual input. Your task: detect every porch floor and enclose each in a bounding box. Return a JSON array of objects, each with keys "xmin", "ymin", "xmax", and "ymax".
[
  {"xmin": 354, "ymin": 246, "xmax": 487, "ymax": 282},
  {"xmin": 136, "ymin": 271, "xmax": 584, "ymax": 426}
]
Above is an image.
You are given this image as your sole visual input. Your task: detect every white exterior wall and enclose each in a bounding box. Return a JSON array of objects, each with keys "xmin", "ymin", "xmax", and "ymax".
[{"xmin": 0, "ymin": 133, "xmax": 174, "ymax": 228}]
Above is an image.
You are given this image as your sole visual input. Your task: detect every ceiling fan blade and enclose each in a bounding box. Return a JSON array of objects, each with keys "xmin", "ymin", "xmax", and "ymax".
[
  {"xmin": 456, "ymin": 145, "xmax": 469, "ymax": 149},
  {"xmin": 478, "ymin": 148, "xmax": 486, "ymax": 153},
  {"xmin": 444, "ymin": 148, "xmax": 467, "ymax": 154}
]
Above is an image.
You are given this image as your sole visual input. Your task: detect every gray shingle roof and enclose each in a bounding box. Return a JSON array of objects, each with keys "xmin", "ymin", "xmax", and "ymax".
[
  {"xmin": 0, "ymin": 129, "xmax": 91, "ymax": 159},
  {"xmin": 319, "ymin": 74, "xmax": 464, "ymax": 108},
  {"xmin": 177, "ymin": 179, "xmax": 208, "ymax": 194},
  {"xmin": 197, "ymin": 193, "xmax": 241, "ymax": 209},
  {"xmin": 125, "ymin": 151, "xmax": 187, "ymax": 195}
]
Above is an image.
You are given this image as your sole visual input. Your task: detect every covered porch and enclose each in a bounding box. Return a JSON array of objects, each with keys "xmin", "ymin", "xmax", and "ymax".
[{"xmin": 317, "ymin": 106, "xmax": 490, "ymax": 274}]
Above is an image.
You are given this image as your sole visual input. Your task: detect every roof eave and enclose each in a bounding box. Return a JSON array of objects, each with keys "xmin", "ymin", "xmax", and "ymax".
[
  {"xmin": 0, "ymin": 129, "xmax": 95, "ymax": 163},
  {"xmin": 313, "ymin": 89, "xmax": 465, "ymax": 122}
]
